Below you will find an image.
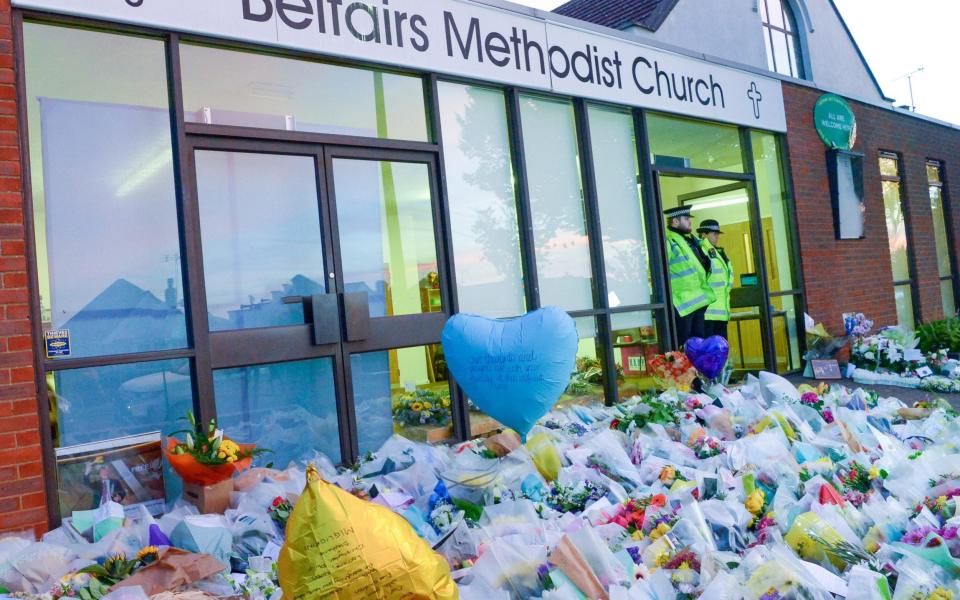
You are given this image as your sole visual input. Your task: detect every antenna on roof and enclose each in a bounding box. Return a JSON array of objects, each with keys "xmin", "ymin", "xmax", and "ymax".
[{"xmin": 893, "ymin": 66, "xmax": 924, "ymax": 112}]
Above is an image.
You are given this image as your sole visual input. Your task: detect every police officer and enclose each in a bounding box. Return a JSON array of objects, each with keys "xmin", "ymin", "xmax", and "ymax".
[
  {"xmin": 698, "ymin": 219, "xmax": 734, "ymax": 340},
  {"xmin": 663, "ymin": 206, "xmax": 715, "ymax": 346}
]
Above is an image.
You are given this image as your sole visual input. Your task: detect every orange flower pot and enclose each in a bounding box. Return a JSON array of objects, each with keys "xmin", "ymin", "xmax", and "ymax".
[{"xmin": 164, "ymin": 439, "xmax": 254, "ymax": 486}]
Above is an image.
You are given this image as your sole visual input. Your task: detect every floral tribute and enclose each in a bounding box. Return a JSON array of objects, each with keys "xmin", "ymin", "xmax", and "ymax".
[
  {"xmin": 648, "ymin": 351, "xmax": 697, "ymax": 392},
  {"xmin": 165, "ymin": 411, "xmax": 264, "ymax": 485},
  {"xmin": 392, "ymin": 389, "xmax": 452, "ymax": 428}
]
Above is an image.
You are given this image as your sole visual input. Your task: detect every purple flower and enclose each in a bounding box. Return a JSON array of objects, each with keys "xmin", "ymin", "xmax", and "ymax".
[
  {"xmin": 822, "ymin": 409, "xmax": 835, "ymax": 423},
  {"xmin": 760, "ymin": 590, "xmax": 784, "ymax": 600},
  {"xmin": 626, "ymin": 546, "xmax": 642, "ymax": 565},
  {"xmin": 902, "ymin": 526, "xmax": 937, "ymax": 545}
]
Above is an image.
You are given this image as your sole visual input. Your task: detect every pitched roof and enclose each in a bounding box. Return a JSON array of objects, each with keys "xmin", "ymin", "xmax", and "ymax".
[{"xmin": 552, "ymin": 0, "xmax": 680, "ymax": 31}]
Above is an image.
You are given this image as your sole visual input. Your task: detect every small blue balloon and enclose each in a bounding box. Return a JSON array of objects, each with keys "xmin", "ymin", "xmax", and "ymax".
[{"xmin": 441, "ymin": 307, "xmax": 579, "ymax": 441}]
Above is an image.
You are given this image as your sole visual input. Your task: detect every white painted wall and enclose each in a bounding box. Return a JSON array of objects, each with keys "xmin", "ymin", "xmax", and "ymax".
[{"xmin": 623, "ymin": 0, "xmax": 886, "ymax": 104}]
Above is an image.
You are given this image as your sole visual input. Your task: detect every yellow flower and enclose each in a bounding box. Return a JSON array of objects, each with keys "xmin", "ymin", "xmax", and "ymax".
[
  {"xmin": 745, "ymin": 489, "xmax": 765, "ymax": 515},
  {"xmin": 631, "ymin": 530, "xmax": 645, "ymax": 541},
  {"xmin": 655, "ymin": 551, "xmax": 670, "ymax": 567},
  {"xmin": 226, "ymin": 455, "xmax": 237, "ymax": 463},
  {"xmin": 650, "ymin": 522, "xmax": 671, "ymax": 540},
  {"xmin": 659, "ymin": 466, "xmax": 676, "ymax": 484},
  {"xmin": 410, "ymin": 402, "xmax": 423, "ymax": 412},
  {"xmin": 136, "ymin": 546, "xmax": 160, "ymax": 562},
  {"xmin": 929, "ymin": 588, "xmax": 954, "ymax": 600},
  {"xmin": 442, "ymin": 398, "xmax": 451, "ymax": 408},
  {"xmin": 868, "ymin": 465, "xmax": 880, "ymax": 480},
  {"xmin": 936, "ymin": 495, "xmax": 949, "ymax": 510},
  {"xmin": 423, "ymin": 402, "xmax": 433, "ymax": 410},
  {"xmin": 220, "ymin": 439, "xmax": 241, "ymax": 455}
]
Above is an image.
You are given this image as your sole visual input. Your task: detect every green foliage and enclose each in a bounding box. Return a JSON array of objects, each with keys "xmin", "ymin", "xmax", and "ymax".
[
  {"xmin": 917, "ymin": 317, "xmax": 960, "ymax": 353},
  {"xmin": 611, "ymin": 395, "xmax": 681, "ymax": 432}
]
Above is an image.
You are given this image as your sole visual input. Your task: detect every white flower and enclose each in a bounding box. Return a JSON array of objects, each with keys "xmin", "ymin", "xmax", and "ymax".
[{"xmin": 864, "ymin": 351, "xmax": 875, "ymax": 360}]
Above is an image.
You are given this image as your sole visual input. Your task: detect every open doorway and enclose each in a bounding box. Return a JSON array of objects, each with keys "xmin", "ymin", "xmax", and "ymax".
[{"xmin": 658, "ymin": 174, "xmax": 778, "ymax": 377}]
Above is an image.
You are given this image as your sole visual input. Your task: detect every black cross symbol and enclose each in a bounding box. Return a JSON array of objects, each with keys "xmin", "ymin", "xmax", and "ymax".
[{"xmin": 747, "ymin": 82, "xmax": 763, "ymax": 120}]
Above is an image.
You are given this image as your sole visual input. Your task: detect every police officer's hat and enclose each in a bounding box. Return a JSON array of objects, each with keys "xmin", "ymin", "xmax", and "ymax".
[
  {"xmin": 697, "ymin": 219, "xmax": 723, "ymax": 234},
  {"xmin": 663, "ymin": 206, "xmax": 692, "ymax": 219}
]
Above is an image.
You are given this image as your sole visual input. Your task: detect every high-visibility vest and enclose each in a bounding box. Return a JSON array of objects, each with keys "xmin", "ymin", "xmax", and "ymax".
[
  {"xmin": 700, "ymin": 238, "xmax": 734, "ymax": 322},
  {"xmin": 666, "ymin": 230, "xmax": 715, "ymax": 317}
]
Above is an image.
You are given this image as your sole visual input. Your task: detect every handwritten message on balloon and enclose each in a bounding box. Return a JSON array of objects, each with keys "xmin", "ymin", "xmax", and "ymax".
[{"xmin": 442, "ymin": 307, "xmax": 578, "ymax": 440}]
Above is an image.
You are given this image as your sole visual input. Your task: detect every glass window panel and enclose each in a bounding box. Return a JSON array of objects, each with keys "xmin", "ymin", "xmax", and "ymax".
[
  {"xmin": 771, "ymin": 31, "xmax": 791, "ymax": 76},
  {"xmin": 181, "ymin": 44, "xmax": 428, "ymax": 141},
  {"xmin": 942, "ymin": 279, "xmax": 957, "ymax": 318},
  {"xmin": 927, "ymin": 163, "xmax": 943, "ymax": 184},
  {"xmin": 587, "ymin": 105, "xmax": 654, "ymax": 307},
  {"xmin": 767, "ymin": 0, "xmax": 786, "ymax": 29},
  {"xmin": 611, "ymin": 311, "xmax": 662, "ymax": 399},
  {"xmin": 786, "ymin": 36, "xmax": 800, "ymax": 77},
  {"xmin": 24, "ymin": 23, "xmax": 187, "ymax": 358},
  {"xmin": 196, "ymin": 151, "xmax": 326, "ymax": 331},
  {"xmin": 352, "ymin": 345, "xmax": 452, "ymax": 456},
  {"xmin": 51, "ymin": 359, "xmax": 193, "ymax": 449},
  {"xmin": 647, "ymin": 113, "xmax": 744, "ymax": 173},
  {"xmin": 214, "ymin": 358, "xmax": 340, "ymax": 467},
  {"xmin": 771, "ymin": 295, "xmax": 802, "ymax": 374},
  {"xmin": 562, "ymin": 317, "xmax": 605, "ymax": 408},
  {"xmin": 752, "ymin": 132, "xmax": 798, "ymax": 292},
  {"xmin": 929, "ymin": 185, "xmax": 953, "ymax": 278},
  {"xmin": 879, "ymin": 156, "xmax": 899, "ymax": 177},
  {"xmin": 763, "ymin": 30, "xmax": 776, "ymax": 72},
  {"xmin": 894, "ymin": 284, "xmax": 915, "ymax": 331},
  {"xmin": 519, "ymin": 95, "xmax": 594, "ymax": 311},
  {"xmin": 333, "ymin": 160, "xmax": 441, "ymax": 317},
  {"xmin": 881, "ymin": 180, "xmax": 911, "ymax": 282},
  {"xmin": 437, "ymin": 82, "xmax": 525, "ymax": 317}
]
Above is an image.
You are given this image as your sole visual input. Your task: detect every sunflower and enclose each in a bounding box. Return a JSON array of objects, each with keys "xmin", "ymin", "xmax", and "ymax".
[
  {"xmin": 410, "ymin": 402, "xmax": 424, "ymax": 412},
  {"xmin": 103, "ymin": 553, "xmax": 126, "ymax": 573},
  {"xmin": 136, "ymin": 546, "xmax": 160, "ymax": 564}
]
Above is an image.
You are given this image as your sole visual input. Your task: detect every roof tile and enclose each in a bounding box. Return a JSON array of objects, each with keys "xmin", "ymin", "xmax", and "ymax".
[{"xmin": 552, "ymin": 0, "xmax": 678, "ymax": 31}]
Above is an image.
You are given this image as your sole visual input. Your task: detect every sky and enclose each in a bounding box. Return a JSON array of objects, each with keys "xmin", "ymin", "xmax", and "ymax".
[{"xmin": 511, "ymin": 0, "xmax": 960, "ymax": 125}]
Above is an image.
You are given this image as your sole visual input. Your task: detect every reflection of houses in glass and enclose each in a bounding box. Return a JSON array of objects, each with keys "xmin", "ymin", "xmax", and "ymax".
[
  {"xmin": 214, "ymin": 274, "xmax": 324, "ymax": 331},
  {"xmin": 63, "ymin": 278, "xmax": 185, "ymax": 357}
]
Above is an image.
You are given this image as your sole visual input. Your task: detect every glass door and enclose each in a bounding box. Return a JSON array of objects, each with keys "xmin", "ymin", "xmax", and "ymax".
[
  {"xmin": 657, "ymin": 174, "xmax": 772, "ymax": 378},
  {"xmin": 188, "ymin": 138, "xmax": 451, "ymax": 466}
]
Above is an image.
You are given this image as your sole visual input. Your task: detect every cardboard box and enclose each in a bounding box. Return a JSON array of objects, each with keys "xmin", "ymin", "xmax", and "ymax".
[{"xmin": 182, "ymin": 478, "xmax": 233, "ymax": 514}]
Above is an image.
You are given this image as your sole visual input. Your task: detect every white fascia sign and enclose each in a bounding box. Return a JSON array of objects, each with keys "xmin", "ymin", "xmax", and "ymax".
[{"xmin": 13, "ymin": 0, "xmax": 787, "ymax": 131}]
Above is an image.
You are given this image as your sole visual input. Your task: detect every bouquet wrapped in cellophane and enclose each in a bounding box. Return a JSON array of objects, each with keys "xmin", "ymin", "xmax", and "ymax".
[{"xmin": 164, "ymin": 411, "xmax": 266, "ymax": 486}]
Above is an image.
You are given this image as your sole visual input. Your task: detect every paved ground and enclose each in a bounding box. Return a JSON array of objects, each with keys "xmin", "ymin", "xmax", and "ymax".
[{"xmin": 786, "ymin": 374, "xmax": 960, "ymax": 411}]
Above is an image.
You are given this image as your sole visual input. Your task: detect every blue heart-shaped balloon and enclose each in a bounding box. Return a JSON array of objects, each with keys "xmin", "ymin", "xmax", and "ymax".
[{"xmin": 441, "ymin": 307, "xmax": 578, "ymax": 441}]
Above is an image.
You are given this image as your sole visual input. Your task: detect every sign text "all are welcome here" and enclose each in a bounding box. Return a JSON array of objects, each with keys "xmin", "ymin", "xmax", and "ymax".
[{"xmin": 14, "ymin": 0, "xmax": 787, "ymax": 131}]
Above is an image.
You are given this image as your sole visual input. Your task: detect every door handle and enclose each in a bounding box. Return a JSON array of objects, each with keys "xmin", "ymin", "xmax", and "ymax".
[
  {"xmin": 342, "ymin": 291, "xmax": 370, "ymax": 342},
  {"xmin": 282, "ymin": 294, "xmax": 341, "ymax": 345}
]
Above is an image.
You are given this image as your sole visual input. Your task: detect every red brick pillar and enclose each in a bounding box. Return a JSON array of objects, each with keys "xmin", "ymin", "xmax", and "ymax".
[{"xmin": 0, "ymin": 1, "xmax": 48, "ymax": 537}]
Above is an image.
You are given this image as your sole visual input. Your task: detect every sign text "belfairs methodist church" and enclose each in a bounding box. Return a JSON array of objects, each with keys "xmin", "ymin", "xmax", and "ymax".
[
  {"xmin": 12, "ymin": 0, "xmax": 786, "ymax": 130},
  {"xmin": 243, "ymin": 0, "xmax": 727, "ymax": 108}
]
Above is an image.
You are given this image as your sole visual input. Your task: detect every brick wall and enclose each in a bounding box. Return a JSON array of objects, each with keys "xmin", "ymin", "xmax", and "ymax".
[
  {"xmin": 784, "ymin": 83, "xmax": 960, "ymax": 337},
  {"xmin": 0, "ymin": 0, "xmax": 47, "ymax": 537}
]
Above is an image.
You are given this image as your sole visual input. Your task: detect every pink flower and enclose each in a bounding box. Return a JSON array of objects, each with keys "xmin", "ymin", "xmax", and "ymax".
[
  {"xmin": 801, "ymin": 392, "xmax": 820, "ymax": 405},
  {"xmin": 822, "ymin": 409, "xmax": 835, "ymax": 423}
]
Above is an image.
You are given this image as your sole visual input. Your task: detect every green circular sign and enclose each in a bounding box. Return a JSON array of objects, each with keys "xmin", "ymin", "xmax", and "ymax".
[{"xmin": 814, "ymin": 94, "xmax": 857, "ymax": 150}]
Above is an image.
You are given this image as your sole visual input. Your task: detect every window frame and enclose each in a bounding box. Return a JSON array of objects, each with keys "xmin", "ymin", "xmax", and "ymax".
[
  {"xmin": 878, "ymin": 151, "xmax": 920, "ymax": 328},
  {"xmin": 927, "ymin": 159, "xmax": 960, "ymax": 316},
  {"xmin": 760, "ymin": 0, "xmax": 806, "ymax": 79}
]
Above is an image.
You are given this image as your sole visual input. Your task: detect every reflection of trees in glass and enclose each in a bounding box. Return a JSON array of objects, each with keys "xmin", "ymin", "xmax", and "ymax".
[
  {"xmin": 455, "ymin": 88, "xmax": 522, "ymax": 281},
  {"xmin": 517, "ymin": 97, "xmax": 589, "ymax": 274}
]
